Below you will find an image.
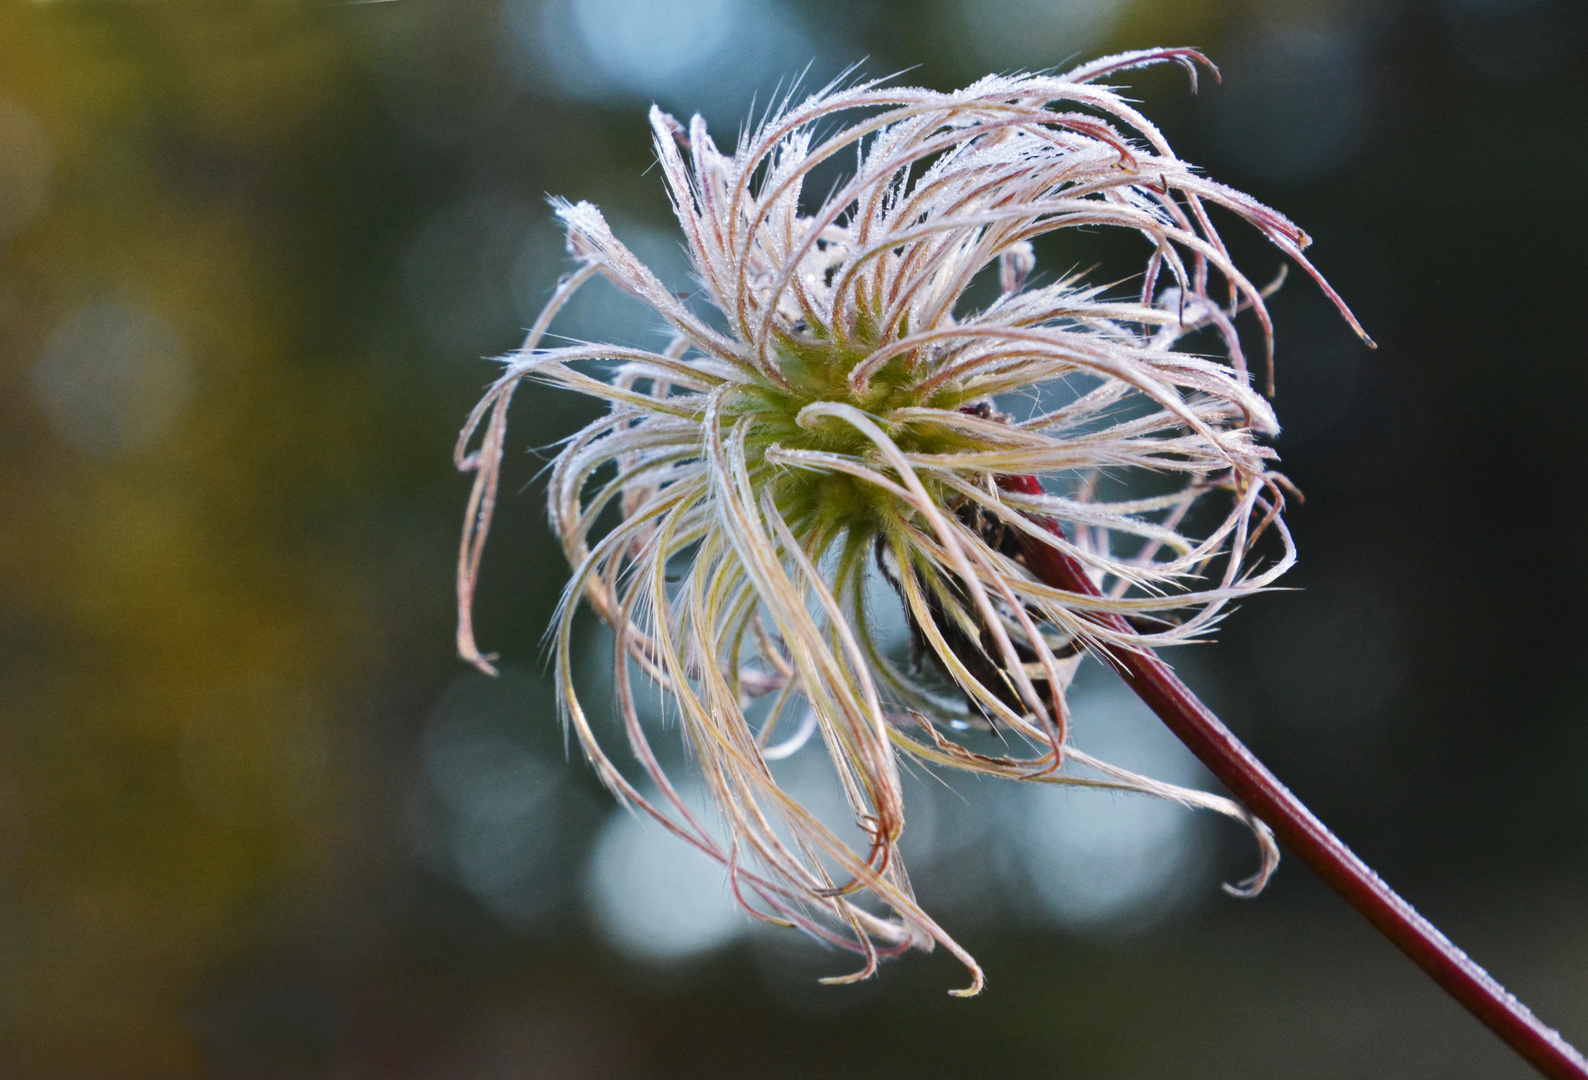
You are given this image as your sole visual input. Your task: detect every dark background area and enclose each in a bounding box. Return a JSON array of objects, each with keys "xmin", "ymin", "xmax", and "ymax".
[{"xmin": 2, "ymin": 0, "xmax": 1586, "ymax": 1077}]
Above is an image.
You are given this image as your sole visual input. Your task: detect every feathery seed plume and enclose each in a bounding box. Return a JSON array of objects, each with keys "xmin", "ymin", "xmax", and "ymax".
[{"xmin": 456, "ymin": 48, "xmax": 1369, "ymax": 995}]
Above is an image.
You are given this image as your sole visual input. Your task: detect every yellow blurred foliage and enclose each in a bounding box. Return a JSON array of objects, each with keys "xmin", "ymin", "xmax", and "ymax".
[{"xmin": 1, "ymin": 4, "xmax": 379, "ymax": 1076}]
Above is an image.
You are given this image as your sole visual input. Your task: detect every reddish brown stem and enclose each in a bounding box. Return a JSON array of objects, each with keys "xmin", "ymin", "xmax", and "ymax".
[{"xmin": 1003, "ymin": 474, "xmax": 1587, "ymax": 1080}]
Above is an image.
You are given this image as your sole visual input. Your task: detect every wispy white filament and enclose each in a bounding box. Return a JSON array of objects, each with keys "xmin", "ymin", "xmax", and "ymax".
[{"xmin": 456, "ymin": 48, "xmax": 1367, "ymax": 995}]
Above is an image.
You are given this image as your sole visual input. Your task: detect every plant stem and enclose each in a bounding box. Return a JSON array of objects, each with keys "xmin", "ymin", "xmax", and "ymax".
[{"xmin": 1003, "ymin": 474, "xmax": 1588, "ymax": 1080}]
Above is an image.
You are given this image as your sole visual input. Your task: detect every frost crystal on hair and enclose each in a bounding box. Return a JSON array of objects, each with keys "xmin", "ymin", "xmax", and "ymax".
[{"xmin": 456, "ymin": 48, "xmax": 1369, "ymax": 995}]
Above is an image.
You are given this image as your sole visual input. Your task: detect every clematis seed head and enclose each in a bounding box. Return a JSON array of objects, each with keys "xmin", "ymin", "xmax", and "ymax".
[{"xmin": 455, "ymin": 48, "xmax": 1369, "ymax": 995}]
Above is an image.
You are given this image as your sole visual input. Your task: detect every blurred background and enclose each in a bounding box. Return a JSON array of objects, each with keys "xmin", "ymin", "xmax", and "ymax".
[{"xmin": 2, "ymin": 0, "xmax": 1587, "ymax": 1076}]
